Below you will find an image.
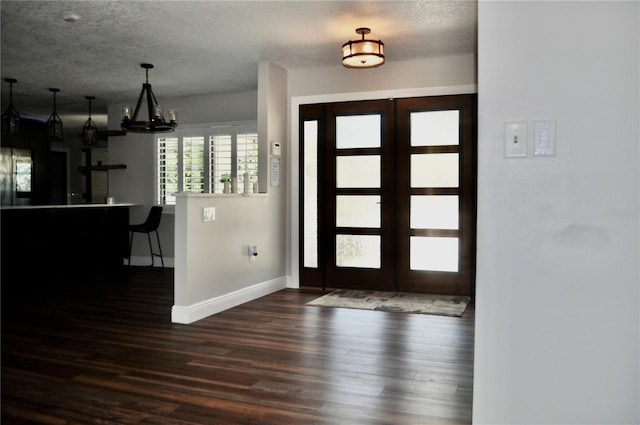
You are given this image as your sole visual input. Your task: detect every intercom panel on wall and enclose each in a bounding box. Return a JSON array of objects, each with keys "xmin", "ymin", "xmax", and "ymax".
[{"xmin": 271, "ymin": 142, "xmax": 281, "ymax": 156}]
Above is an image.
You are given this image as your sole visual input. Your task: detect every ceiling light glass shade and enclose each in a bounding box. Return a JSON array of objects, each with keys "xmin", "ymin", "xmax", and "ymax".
[
  {"xmin": 47, "ymin": 88, "xmax": 64, "ymax": 143},
  {"xmin": 342, "ymin": 27, "xmax": 385, "ymax": 68},
  {"xmin": 121, "ymin": 63, "xmax": 177, "ymax": 133},
  {"xmin": 82, "ymin": 96, "xmax": 98, "ymax": 146},
  {"xmin": 2, "ymin": 78, "xmax": 20, "ymax": 136}
]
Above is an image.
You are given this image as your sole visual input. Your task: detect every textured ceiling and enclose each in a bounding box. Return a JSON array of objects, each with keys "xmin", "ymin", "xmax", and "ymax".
[{"xmin": 0, "ymin": 0, "xmax": 477, "ymax": 130}]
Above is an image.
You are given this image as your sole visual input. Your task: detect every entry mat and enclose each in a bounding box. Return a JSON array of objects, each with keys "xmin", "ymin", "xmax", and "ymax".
[{"xmin": 307, "ymin": 289, "xmax": 470, "ymax": 317}]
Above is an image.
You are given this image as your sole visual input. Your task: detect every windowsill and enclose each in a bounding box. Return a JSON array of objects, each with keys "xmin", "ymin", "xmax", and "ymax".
[
  {"xmin": 160, "ymin": 192, "xmax": 269, "ymax": 211},
  {"xmin": 173, "ymin": 192, "xmax": 268, "ymax": 198}
]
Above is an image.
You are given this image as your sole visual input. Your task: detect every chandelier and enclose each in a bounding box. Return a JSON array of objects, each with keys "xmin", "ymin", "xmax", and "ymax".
[
  {"xmin": 342, "ymin": 28, "xmax": 385, "ymax": 69},
  {"xmin": 47, "ymin": 88, "xmax": 64, "ymax": 142},
  {"xmin": 121, "ymin": 63, "xmax": 177, "ymax": 133},
  {"xmin": 82, "ymin": 96, "xmax": 98, "ymax": 145}
]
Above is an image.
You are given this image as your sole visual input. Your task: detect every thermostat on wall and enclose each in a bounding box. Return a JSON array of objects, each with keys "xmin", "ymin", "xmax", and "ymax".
[{"xmin": 271, "ymin": 142, "xmax": 281, "ymax": 156}]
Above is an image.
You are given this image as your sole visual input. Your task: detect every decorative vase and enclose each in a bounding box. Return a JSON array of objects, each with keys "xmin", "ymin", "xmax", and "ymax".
[{"xmin": 223, "ymin": 181, "xmax": 230, "ymax": 193}]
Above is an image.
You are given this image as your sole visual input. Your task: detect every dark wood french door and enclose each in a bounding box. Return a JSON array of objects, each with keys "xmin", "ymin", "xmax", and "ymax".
[{"xmin": 299, "ymin": 95, "xmax": 476, "ymax": 296}]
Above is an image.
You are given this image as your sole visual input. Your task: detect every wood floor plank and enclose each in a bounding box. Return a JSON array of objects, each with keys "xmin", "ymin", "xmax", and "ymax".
[{"xmin": 2, "ymin": 268, "xmax": 474, "ymax": 424}]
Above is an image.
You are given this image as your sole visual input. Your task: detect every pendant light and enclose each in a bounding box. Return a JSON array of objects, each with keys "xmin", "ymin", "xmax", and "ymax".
[
  {"xmin": 47, "ymin": 88, "xmax": 64, "ymax": 142},
  {"xmin": 82, "ymin": 96, "xmax": 98, "ymax": 146},
  {"xmin": 2, "ymin": 78, "xmax": 20, "ymax": 136},
  {"xmin": 121, "ymin": 63, "xmax": 177, "ymax": 133},
  {"xmin": 342, "ymin": 27, "xmax": 385, "ymax": 69}
]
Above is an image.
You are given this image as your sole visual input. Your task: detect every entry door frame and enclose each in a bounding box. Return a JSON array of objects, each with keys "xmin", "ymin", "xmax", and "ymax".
[
  {"xmin": 299, "ymin": 94, "xmax": 477, "ymax": 296},
  {"xmin": 291, "ymin": 86, "xmax": 478, "ymax": 291}
]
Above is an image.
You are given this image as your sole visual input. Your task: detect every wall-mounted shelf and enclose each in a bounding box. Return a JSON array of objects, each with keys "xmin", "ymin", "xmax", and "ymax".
[
  {"xmin": 97, "ymin": 130, "xmax": 126, "ymax": 139},
  {"xmin": 79, "ymin": 130, "xmax": 127, "ymax": 141},
  {"xmin": 79, "ymin": 148, "xmax": 126, "ymax": 203},
  {"xmin": 78, "ymin": 164, "xmax": 126, "ymax": 173}
]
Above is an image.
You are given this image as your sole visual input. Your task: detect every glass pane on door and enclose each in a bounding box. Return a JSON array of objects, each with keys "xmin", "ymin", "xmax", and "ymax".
[
  {"xmin": 336, "ymin": 115, "xmax": 381, "ymax": 149},
  {"xmin": 303, "ymin": 120, "xmax": 319, "ymax": 268},
  {"xmin": 410, "ymin": 237, "xmax": 459, "ymax": 272},
  {"xmin": 336, "ymin": 156, "xmax": 380, "ymax": 188},
  {"xmin": 411, "ymin": 195, "xmax": 459, "ymax": 229},
  {"xmin": 411, "ymin": 153, "xmax": 459, "ymax": 188},
  {"xmin": 336, "ymin": 235, "xmax": 381, "ymax": 269},
  {"xmin": 411, "ymin": 110, "xmax": 460, "ymax": 146},
  {"xmin": 336, "ymin": 195, "xmax": 381, "ymax": 228}
]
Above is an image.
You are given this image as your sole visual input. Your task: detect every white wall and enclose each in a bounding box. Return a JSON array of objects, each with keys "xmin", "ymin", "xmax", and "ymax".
[
  {"xmin": 107, "ymin": 90, "xmax": 258, "ymax": 264},
  {"xmin": 474, "ymin": 2, "xmax": 639, "ymax": 424},
  {"xmin": 171, "ymin": 62, "xmax": 289, "ymax": 323},
  {"xmin": 259, "ymin": 61, "xmax": 289, "ymax": 277},
  {"xmin": 172, "ymin": 193, "xmax": 287, "ymax": 323},
  {"xmin": 288, "ymin": 54, "xmax": 476, "ymax": 98}
]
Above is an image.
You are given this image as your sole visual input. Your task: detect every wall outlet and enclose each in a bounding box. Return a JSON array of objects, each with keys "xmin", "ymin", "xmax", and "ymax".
[{"xmin": 248, "ymin": 245, "xmax": 258, "ymax": 262}]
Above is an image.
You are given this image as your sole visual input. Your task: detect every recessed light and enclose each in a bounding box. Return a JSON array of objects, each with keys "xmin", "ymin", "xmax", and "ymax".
[{"xmin": 63, "ymin": 13, "xmax": 80, "ymax": 23}]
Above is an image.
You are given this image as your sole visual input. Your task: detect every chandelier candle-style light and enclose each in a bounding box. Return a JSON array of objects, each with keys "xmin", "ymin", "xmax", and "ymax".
[
  {"xmin": 2, "ymin": 78, "xmax": 20, "ymax": 136},
  {"xmin": 47, "ymin": 88, "xmax": 64, "ymax": 143},
  {"xmin": 121, "ymin": 63, "xmax": 177, "ymax": 133},
  {"xmin": 342, "ymin": 27, "xmax": 385, "ymax": 68},
  {"xmin": 82, "ymin": 96, "xmax": 98, "ymax": 145}
]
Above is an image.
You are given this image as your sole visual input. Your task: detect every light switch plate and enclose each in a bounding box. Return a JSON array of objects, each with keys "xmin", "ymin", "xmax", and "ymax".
[
  {"xmin": 504, "ymin": 121, "xmax": 528, "ymax": 158},
  {"xmin": 202, "ymin": 206, "xmax": 215, "ymax": 222},
  {"xmin": 534, "ymin": 120, "xmax": 556, "ymax": 156}
]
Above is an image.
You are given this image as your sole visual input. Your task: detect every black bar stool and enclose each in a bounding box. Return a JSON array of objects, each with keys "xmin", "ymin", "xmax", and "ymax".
[{"xmin": 128, "ymin": 206, "xmax": 164, "ymax": 268}]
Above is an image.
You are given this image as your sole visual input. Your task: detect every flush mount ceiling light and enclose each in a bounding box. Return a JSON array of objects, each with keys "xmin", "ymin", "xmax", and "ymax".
[
  {"xmin": 47, "ymin": 88, "xmax": 64, "ymax": 143},
  {"xmin": 342, "ymin": 27, "xmax": 385, "ymax": 69},
  {"xmin": 121, "ymin": 63, "xmax": 177, "ymax": 133},
  {"xmin": 82, "ymin": 96, "xmax": 98, "ymax": 146},
  {"xmin": 2, "ymin": 78, "xmax": 20, "ymax": 136}
]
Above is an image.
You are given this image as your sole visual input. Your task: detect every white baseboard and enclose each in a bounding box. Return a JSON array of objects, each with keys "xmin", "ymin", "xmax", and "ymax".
[
  {"xmin": 285, "ymin": 275, "xmax": 298, "ymax": 288},
  {"xmin": 171, "ymin": 276, "xmax": 287, "ymax": 324}
]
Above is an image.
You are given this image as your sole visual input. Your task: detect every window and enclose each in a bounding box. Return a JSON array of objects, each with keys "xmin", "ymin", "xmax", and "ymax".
[
  {"xmin": 237, "ymin": 133, "xmax": 259, "ymax": 186},
  {"xmin": 158, "ymin": 138, "xmax": 178, "ymax": 205},
  {"xmin": 210, "ymin": 135, "xmax": 232, "ymax": 194},
  {"xmin": 157, "ymin": 122, "xmax": 258, "ymax": 205},
  {"xmin": 183, "ymin": 137, "xmax": 205, "ymax": 192}
]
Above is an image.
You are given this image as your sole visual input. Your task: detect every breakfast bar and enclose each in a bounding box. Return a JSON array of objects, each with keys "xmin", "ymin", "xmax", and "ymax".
[{"xmin": 1, "ymin": 203, "xmax": 135, "ymax": 284}]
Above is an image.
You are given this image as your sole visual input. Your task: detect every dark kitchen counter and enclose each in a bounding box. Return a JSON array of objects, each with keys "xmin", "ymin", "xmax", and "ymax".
[
  {"xmin": 1, "ymin": 202, "xmax": 136, "ymax": 210},
  {"xmin": 1, "ymin": 204, "xmax": 134, "ymax": 284}
]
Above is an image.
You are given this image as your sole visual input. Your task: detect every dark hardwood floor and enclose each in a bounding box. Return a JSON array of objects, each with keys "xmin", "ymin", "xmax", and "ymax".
[{"xmin": 1, "ymin": 268, "xmax": 474, "ymax": 424}]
